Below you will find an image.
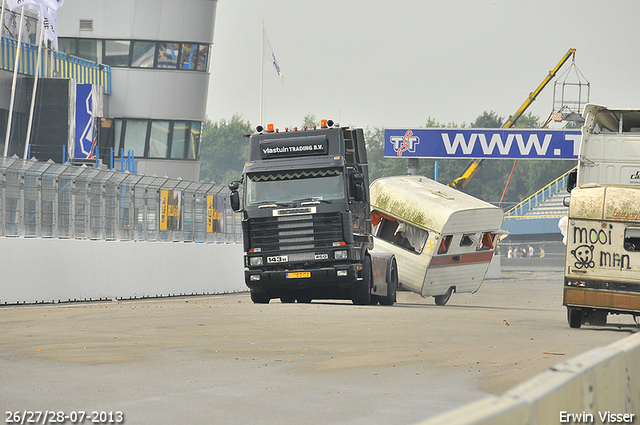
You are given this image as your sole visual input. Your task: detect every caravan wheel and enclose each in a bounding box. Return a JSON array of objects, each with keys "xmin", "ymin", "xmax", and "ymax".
[
  {"xmin": 434, "ymin": 287, "xmax": 454, "ymax": 306},
  {"xmin": 378, "ymin": 258, "xmax": 398, "ymax": 306}
]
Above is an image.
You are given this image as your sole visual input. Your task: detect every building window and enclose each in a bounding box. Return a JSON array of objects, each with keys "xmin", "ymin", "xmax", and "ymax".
[
  {"xmin": 189, "ymin": 122, "xmax": 202, "ymax": 159},
  {"xmin": 104, "ymin": 40, "xmax": 130, "ymax": 67},
  {"xmin": 121, "ymin": 119, "xmax": 149, "ymax": 156},
  {"xmin": 180, "ymin": 44, "xmax": 197, "ymax": 70},
  {"xmin": 157, "ymin": 42, "xmax": 179, "ymax": 69},
  {"xmin": 60, "ymin": 37, "xmax": 211, "ymax": 72},
  {"xmin": 197, "ymin": 45, "xmax": 209, "ymax": 71},
  {"xmin": 171, "ymin": 121, "xmax": 189, "ymax": 159},
  {"xmin": 78, "ymin": 39, "xmax": 100, "ymax": 63},
  {"xmin": 131, "ymin": 41, "xmax": 156, "ymax": 68},
  {"xmin": 112, "ymin": 119, "xmax": 201, "ymax": 160},
  {"xmin": 149, "ymin": 121, "xmax": 171, "ymax": 158},
  {"xmin": 114, "ymin": 119, "xmax": 123, "ymax": 152}
]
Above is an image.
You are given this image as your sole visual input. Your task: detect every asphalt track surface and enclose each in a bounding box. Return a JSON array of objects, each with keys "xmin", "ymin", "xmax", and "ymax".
[{"xmin": 1, "ymin": 271, "xmax": 637, "ymax": 425}]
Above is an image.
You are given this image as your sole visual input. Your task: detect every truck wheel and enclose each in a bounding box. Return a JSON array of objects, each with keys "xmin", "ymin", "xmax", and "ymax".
[
  {"xmin": 434, "ymin": 287, "xmax": 454, "ymax": 306},
  {"xmin": 280, "ymin": 295, "xmax": 295, "ymax": 303},
  {"xmin": 352, "ymin": 255, "xmax": 372, "ymax": 306},
  {"xmin": 567, "ymin": 307, "xmax": 582, "ymax": 328},
  {"xmin": 378, "ymin": 259, "xmax": 397, "ymax": 306},
  {"xmin": 296, "ymin": 295, "xmax": 312, "ymax": 303},
  {"xmin": 250, "ymin": 291, "xmax": 270, "ymax": 304}
]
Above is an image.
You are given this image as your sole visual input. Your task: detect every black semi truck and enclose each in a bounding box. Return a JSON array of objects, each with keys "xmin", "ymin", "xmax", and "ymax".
[{"xmin": 229, "ymin": 120, "xmax": 397, "ymax": 305}]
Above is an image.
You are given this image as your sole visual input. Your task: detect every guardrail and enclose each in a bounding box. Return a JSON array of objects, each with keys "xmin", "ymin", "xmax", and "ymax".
[
  {"xmin": 504, "ymin": 166, "xmax": 575, "ymax": 220},
  {"xmin": 0, "ymin": 157, "xmax": 241, "ymax": 243},
  {"xmin": 418, "ymin": 331, "xmax": 640, "ymax": 425},
  {"xmin": 1, "ymin": 36, "xmax": 112, "ymax": 94}
]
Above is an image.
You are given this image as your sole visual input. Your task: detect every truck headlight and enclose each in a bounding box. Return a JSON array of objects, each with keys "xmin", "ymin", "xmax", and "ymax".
[
  {"xmin": 334, "ymin": 250, "xmax": 348, "ymax": 260},
  {"xmin": 249, "ymin": 256, "xmax": 264, "ymax": 266}
]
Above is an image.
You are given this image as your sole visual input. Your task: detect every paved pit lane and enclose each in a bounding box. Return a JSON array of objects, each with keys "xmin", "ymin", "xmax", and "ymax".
[{"xmin": 1, "ymin": 271, "xmax": 637, "ymax": 424}]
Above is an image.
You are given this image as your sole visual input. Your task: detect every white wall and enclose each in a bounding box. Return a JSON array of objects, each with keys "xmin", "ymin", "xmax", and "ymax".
[
  {"xmin": 58, "ymin": 0, "xmax": 217, "ymax": 43},
  {"xmin": 0, "ymin": 238, "xmax": 245, "ymax": 304}
]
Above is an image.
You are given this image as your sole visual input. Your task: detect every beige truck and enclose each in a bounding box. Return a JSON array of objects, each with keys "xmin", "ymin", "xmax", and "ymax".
[{"xmin": 563, "ymin": 105, "xmax": 640, "ymax": 328}]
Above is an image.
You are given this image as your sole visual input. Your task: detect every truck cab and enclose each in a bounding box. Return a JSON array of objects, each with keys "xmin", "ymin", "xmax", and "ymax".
[{"xmin": 230, "ymin": 120, "xmax": 394, "ymax": 305}]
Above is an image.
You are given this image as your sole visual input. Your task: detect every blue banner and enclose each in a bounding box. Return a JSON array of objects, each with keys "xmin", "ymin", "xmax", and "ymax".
[
  {"xmin": 74, "ymin": 84, "xmax": 99, "ymax": 160},
  {"xmin": 384, "ymin": 128, "xmax": 581, "ymax": 159}
]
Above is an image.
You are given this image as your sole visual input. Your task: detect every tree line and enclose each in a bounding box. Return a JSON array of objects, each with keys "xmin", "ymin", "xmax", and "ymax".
[{"xmin": 199, "ymin": 112, "xmax": 576, "ymax": 209}]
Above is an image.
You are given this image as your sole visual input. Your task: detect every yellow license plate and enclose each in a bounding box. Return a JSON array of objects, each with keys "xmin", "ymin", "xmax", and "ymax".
[{"xmin": 286, "ymin": 272, "xmax": 311, "ymax": 279}]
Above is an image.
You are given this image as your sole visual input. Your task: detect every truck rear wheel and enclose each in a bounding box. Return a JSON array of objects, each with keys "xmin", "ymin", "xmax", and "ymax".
[
  {"xmin": 250, "ymin": 291, "xmax": 270, "ymax": 304},
  {"xmin": 567, "ymin": 307, "xmax": 582, "ymax": 328},
  {"xmin": 280, "ymin": 295, "xmax": 296, "ymax": 303},
  {"xmin": 352, "ymin": 255, "xmax": 372, "ymax": 306}
]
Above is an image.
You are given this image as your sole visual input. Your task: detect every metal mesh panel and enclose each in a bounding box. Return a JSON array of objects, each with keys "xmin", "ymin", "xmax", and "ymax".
[
  {"xmin": 4, "ymin": 169, "xmax": 21, "ymax": 237},
  {"xmin": 0, "ymin": 158, "xmax": 237, "ymax": 244},
  {"xmin": 104, "ymin": 181, "xmax": 118, "ymax": 240},
  {"xmin": 41, "ymin": 175, "xmax": 57, "ymax": 238},
  {"xmin": 74, "ymin": 178, "xmax": 88, "ymax": 239},
  {"xmin": 23, "ymin": 171, "xmax": 39, "ymax": 237},
  {"xmin": 118, "ymin": 179, "xmax": 136, "ymax": 241},
  {"xmin": 58, "ymin": 176, "xmax": 73, "ymax": 238}
]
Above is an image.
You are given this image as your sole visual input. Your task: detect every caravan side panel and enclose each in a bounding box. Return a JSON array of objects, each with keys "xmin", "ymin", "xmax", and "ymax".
[
  {"xmin": 372, "ymin": 237, "xmax": 431, "ymax": 295},
  {"xmin": 422, "ymin": 231, "xmax": 494, "ymax": 297}
]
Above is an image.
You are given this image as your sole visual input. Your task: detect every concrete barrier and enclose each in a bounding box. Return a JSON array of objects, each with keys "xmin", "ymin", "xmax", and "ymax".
[
  {"xmin": 416, "ymin": 331, "xmax": 640, "ymax": 425},
  {"xmin": 0, "ymin": 238, "xmax": 246, "ymax": 304}
]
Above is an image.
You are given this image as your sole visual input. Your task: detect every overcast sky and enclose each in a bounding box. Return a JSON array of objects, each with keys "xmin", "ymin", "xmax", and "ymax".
[{"xmin": 207, "ymin": 0, "xmax": 640, "ymax": 130}]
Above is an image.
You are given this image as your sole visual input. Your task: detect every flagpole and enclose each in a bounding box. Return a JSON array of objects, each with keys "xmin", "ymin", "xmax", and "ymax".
[
  {"xmin": 3, "ymin": 5, "xmax": 25, "ymax": 157},
  {"xmin": 0, "ymin": 0, "xmax": 6, "ymax": 38},
  {"xmin": 259, "ymin": 19, "xmax": 264, "ymax": 127},
  {"xmin": 24, "ymin": 10, "xmax": 44, "ymax": 159}
]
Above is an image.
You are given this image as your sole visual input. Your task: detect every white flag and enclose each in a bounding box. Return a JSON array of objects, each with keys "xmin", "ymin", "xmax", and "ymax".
[
  {"xmin": 5, "ymin": 0, "xmax": 39, "ymax": 11},
  {"xmin": 263, "ymin": 28, "xmax": 284, "ymax": 84},
  {"xmin": 40, "ymin": 0, "xmax": 65, "ymax": 10},
  {"xmin": 39, "ymin": 5, "xmax": 60, "ymax": 50}
]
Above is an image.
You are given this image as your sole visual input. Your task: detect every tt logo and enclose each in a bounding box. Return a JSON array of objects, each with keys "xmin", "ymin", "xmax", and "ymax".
[{"xmin": 390, "ymin": 130, "xmax": 420, "ymax": 157}]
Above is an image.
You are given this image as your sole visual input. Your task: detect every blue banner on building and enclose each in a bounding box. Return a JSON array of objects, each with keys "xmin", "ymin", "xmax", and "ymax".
[
  {"xmin": 74, "ymin": 84, "xmax": 103, "ymax": 160},
  {"xmin": 384, "ymin": 128, "xmax": 581, "ymax": 160}
]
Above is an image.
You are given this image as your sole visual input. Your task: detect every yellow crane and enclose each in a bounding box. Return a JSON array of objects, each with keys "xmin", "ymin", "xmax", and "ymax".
[{"xmin": 449, "ymin": 48, "xmax": 577, "ymax": 190}]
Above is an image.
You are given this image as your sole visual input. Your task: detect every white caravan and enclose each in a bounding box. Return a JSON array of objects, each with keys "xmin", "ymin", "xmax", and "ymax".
[{"xmin": 370, "ymin": 175, "xmax": 506, "ymax": 305}]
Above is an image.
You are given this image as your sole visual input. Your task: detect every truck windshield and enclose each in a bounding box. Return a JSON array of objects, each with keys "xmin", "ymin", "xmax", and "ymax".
[{"xmin": 245, "ymin": 168, "xmax": 345, "ymax": 206}]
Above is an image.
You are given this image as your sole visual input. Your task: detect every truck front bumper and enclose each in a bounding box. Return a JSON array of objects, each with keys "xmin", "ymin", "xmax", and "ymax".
[{"xmin": 245, "ymin": 264, "xmax": 360, "ymax": 293}]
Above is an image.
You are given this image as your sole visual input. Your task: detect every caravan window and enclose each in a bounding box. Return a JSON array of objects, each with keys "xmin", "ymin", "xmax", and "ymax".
[
  {"xmin": 371, "ymin": 211, "xmax": 428, "ymax": 253},
  {"xmin": 460, "ymin": 234, "xmax": 475, "ymax": 247},
  {"xmin": 438, "ymin": 235, "xmax": 453, "ymax": 254},
  {"xmin": 476, "ymin": 232, "xmax": 495, "ymax": 251}
]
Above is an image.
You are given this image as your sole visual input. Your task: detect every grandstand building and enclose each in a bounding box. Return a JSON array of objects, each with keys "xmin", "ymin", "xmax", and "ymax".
[{"xmin": 57, "ymin": 0, "xmax": 217, "ymax": 180}]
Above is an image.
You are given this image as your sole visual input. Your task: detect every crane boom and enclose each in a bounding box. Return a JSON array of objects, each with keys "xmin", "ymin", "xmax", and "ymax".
[{"xmin": 449, "ymin": 48, "xmax": 577, "ymax": 190}]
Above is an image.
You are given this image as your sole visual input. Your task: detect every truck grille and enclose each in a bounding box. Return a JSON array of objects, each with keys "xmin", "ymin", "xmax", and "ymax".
[{"xmin": 249, "ymin": 212, "xmax": 343, "ymax": 253}]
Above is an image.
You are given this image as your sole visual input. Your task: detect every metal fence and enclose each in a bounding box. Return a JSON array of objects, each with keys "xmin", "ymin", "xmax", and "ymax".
[{"xmin": 0, "ymin": 157, "xmax": 242, "ymax": 243}]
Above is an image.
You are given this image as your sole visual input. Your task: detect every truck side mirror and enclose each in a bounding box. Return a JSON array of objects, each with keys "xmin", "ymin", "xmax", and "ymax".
[
  {"xmin": 229, "ymin": 181, "xmax": 241, "ymax": 211},
  {"xmin": 351, "ymin": 172, "xmax": 365, "ymax": 202}
]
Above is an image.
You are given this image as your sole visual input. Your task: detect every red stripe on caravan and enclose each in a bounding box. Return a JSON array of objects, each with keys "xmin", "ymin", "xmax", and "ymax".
[{"xmin": 429, "ymin": 251, "xmax": 494, "ymax": 268}]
